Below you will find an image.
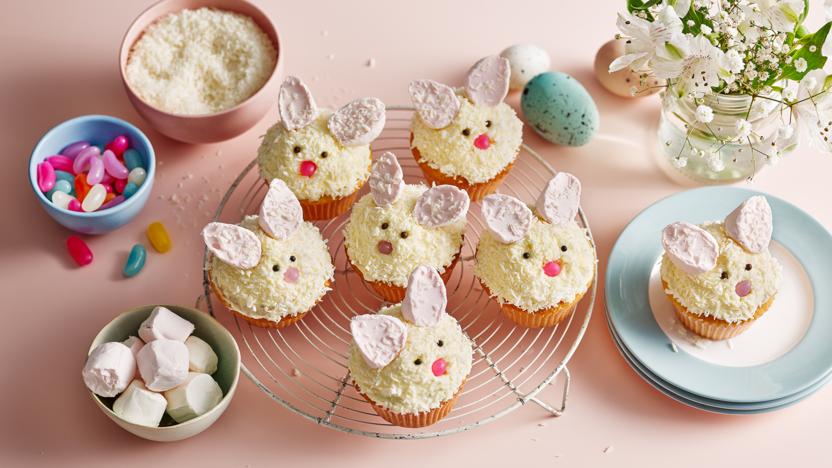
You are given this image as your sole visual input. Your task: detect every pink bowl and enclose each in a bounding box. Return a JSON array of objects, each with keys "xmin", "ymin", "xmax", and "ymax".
[{"xmin": 119, "ymin": 0, "xmax": 282, "ymax": 144}]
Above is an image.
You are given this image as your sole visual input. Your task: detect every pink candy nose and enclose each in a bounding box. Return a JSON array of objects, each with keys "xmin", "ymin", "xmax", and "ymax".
[
  {"xmin": 299, "ymin": 160, "xmax": 317, "ymax": 177},
  {"xmin": 283, "ymin": 267, "xmax": 300, "ymax": 284},
  {"xmin": 377, "ymin": 240, "xmax": 393, "ymax": 255},
  {"xmin": 431, "ymin": 358, "xmax": 447, "ymax": 377},
  {"xmin": 473, "ymin": 133, "xmax": 491, "ymax": 150},
  {"xmin": 543, "ymin": 261, "xmax": 562, "ymax": 277},
  {"xmin": 735, "ymin": 280, "xmax": 752, "ymax": 297}
]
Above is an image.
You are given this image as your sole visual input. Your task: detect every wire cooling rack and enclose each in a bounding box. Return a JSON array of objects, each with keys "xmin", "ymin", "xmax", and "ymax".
[{"xmin": 200, "ymin": 106, "xmax": 598, "ymax": 439}]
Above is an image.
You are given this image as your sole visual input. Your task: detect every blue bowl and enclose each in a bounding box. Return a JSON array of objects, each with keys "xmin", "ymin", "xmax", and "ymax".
[{"xmin": 29, "ymin": 115, "xmax": 156, "ymax": 234}]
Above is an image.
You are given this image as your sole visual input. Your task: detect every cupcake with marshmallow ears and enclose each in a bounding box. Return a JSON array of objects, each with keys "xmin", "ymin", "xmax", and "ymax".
[
  {"xmin": 203, "ymin": 179, "xmax": 335, "ymax": 328},
  {"xmin": 349, "ymin": 265, "xmax": 473, "ymax": 427},
  {"xmin": 409, "ymin": 55, "xmax": 523, "ymax": 201},
  {"xmin": 257, "ymin": 76, "xmax": 386, "ymax": 220},
  {"xmin": 475, "ymin": 173, "xmax": 596, "ymax": 328},
  {"xmin": 344, "ymin": 152, "xmax": 470, "ymax": 302},
  {"xmin": 661, "ymin": 196, "xmax": 782, "ymax": 340}
]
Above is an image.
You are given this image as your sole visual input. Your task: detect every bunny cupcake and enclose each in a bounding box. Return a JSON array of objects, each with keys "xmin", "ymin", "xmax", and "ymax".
[
  {"xmin": 344, "ymin": 152, "xmax": 470, "ymax": 302},
  {"xmin": 661, "ymin": 196, "xmax": 782, "ymax": 340},
  {"xmin": 475, "ymin": 173, "xmax": 595, "ymax": 328},
  {"xmin": 202, "ymin": 179, "xmax": 335, "ymax": 328},
  {"xmin": 349, "ymin": 265, "xmax": 473, "ymax": 427},
  {"xmin": 257, "ymin": 76, "xmax": 386, "ymax": 220},
  {"xmin": 409, "ymin": 55, "xmax": 523, "ymax": 201}
]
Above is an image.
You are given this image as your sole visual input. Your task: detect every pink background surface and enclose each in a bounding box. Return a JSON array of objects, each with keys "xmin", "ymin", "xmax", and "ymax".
[{"xmin": 2, "ymin": 0, "xmax": 830, "ymax": 466}]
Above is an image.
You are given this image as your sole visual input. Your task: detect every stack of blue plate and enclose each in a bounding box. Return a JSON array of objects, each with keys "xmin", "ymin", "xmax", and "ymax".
[{"xmin": 605, "ymin": 187, "xmax": 832, "ymax": 414}]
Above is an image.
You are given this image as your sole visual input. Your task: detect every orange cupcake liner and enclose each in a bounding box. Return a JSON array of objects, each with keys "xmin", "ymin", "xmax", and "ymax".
[
  {"xmin": 346, "ymin": 249, "xmax": 461, "ymax": 303},
  {"xmin": 410, "ymin": 134, "xmax": 515, "ymax": 202},
  {"xmin": 480, "ymin": 280, "xmax": 590, "ymax": 328},
  {"xmin": 662, "ymin": 279, "xmax": 774, "ymax": 340},
  {"xmin": 299, "ymin": 190, "xmax": 361, "ymax": 221},
  {"xmin": 355, "ymin": 379, "xmax": 465, "ymax": 428}
]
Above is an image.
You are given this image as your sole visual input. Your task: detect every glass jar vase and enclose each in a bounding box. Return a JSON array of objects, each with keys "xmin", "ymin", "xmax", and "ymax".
[{"xmin": 657, "ymin": 91, "xmax": 783, "ymax": 184}]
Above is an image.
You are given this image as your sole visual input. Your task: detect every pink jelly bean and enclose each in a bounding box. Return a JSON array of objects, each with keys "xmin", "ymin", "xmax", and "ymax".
[
  {"xmin": 735, "ymin": 280, "xmax": 752, "ymax": 297},
  {"xmin": 73, "ymin": 146, "xmax": 100, "ymax": 174},
  {"xmin": 299, "ymin": 160, "xmax": 317, "ymax": 177},
  {"xmin": 37, "ymin": 161, "xmax": 56, "ymax": 192},
  {"xmin": 46, "ymin": 155, "xmax": 74, "ymax": 173},
  {"xmin": 377, "ymin": 240, "xmax": 393, "ymax": 255},
  {"xmin": 103, "ymin": 184, "xmax": 114, "ymax": 194},
  {"xmin": 66, "ymin": 235, "xmax": 93, "ymax": 267},
  {"xmin": 283, "ymin": 267, "xmax": 300, "ymax": 283},
  {"xmin": 61, "ymin": 141, "xmax": 90, "ymax": 159},
  {"xmin": 431, "ymin": 358, "xmax": 447, "ymax": 377},
  {"xmin": 114, "ymin": 178, "xmax": 127, "ymax": 194},
  {"xmin": 100, "ymin": 195, "xmax": 125, "ymax": 210},
  {"xmin": 86, "ymin": 156, "xmax": 104, "ymax": 185},
  {"xmin": 474, "ymin": 133, "xmax": 491, "ymax": 150},
  {"xmin": 101, "ymin": 172, "xmax": 114, "ymax": 185},
  {"xmin": 102, "ymin": 149, "xmax": 129, "ymax": 179},
  {"xmin": 543, "ymin": 260, "xmax": 562, "ymax": 277},
  {"xmin": 110, "ymin": 135, "xmax": 129, "ymax": 156},
  {"xmin": 67, "ymin": 198, "xmax": 83, "ymax": 212}
]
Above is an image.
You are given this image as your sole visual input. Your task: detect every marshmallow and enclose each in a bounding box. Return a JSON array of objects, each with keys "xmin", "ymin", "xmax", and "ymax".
[
  {"xmin": 163, "ymin": 372, "xmax": 224, "ymax": 423},
  {"xmin": 136, "ymin": 339, "xmax": 189, "ymax": 392},
  {"xmin": 113, "ymin": 379, "xmax": 168, "ymax": 427},
  {"xmin": 138, "ymin": 306, "xmax": 194, "ymax": 343},
  {"xmin": 123, "ymin": 336, "xmax": 145, "ymax": 358},
  {"xmin": 185, "ymin": 336, "xmax": 218, "ymax": 374},
  {"xmin": 82, "ymin": 342, "xmax": 136, "ymax": 397}
]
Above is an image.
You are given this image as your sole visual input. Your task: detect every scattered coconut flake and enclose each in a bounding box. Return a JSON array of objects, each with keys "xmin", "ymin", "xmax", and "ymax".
[
  {"xmin": 603, "ymin": 446, "xmax": 614, "ymax": 454},
  {"xmin": 366, "ymin": 58, "xmax": 376, "ymax": 68},
  {"xmin": 291, "ymin": 368, "xmax": 301, "ymax": 377},
  {"xmin": 321, "ymin": 29, "xmax": 328, "ymax": 37},
  {"xmin": 727, "ymin": 339, "xmax": 734, "ymax": 349},
  {"xmin": 531, "ymin": 438, "xmax": 538, "ymax": 442},
  {"xmin": 327, "ymin": 53, "xmax": 336, "ymax": 60},
  {"xmin": 670, "ymin": 342, "xmax": 678, "ymax": 353},
  {"xmin": 537, "ymin": 422, "xmax": 547, "ymax": 427}
]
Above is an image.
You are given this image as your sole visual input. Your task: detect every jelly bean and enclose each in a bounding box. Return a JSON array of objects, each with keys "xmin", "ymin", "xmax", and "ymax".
[
  {"xmin": 100, "ymin": 195, "xmax": 125, "ymax": 210},
  {"xmin": 103, "ymin": 184, "xmax": 114, "ymax": 194},
  {"xmin": 127, "ymin": 167, "xmax": 146, "ymax": 186},
  {"xmin": 86, "ymin": 156, "xmax": 104, "ymax": 185},
  {"xmin": 74, "ymin": 174, "xmax": 91, "ymax": 201},
  {"xmin": 67, "ymin": 198, "xmax": 83, "ymax": 212},
  {"xmin": 52, "ymin": 179, "xmax": 72, "ymax": 195},
  {"xmin": 114, "ymin": 178, "xmax": 127, "ymax": 194},
  {"xmin": 61, "ymin": 141, "xmax": 90, "ymax": 159},
  {"xmin": 82, "ymin": 184, "xmax": 106, "ymax": 212},
  {"xmin": 123, "ymin": 244, "xmax": 147, "ymax": 278},
  {"xmin": 46, "ymin": 155, "xmax": 74, "ymax": 173},
  {"xmin": 37, "ymin": 162, "xmax": 56, "ymax": 192},
  {"xmin": 55, "ymin": 170, "xmax": 75, "ymax": 185},
  {"xmin": 111, "ymin": 135, "xmax": 130, "ymax": 155},
  {"xmin": 73, "ymin": 146, "xmax": 100, "ymax": 174},
  {"xmin": 66, "ymin": 236, "xmax": 93, "ymax": 267},
  {"xmin": 101, "ymin": 172, "xmax": 114, "ymax": 185},
  {"xmin": 104, "ymin": 192, "xmax": 115, "ymax": 204},
  {"xmin": 122, "ymin": 182, "xmax": 139, "ymax": 199},
  {"xmin": 51, "ymin": 190, "xmax": 73, "ymax": 210},
  {"xmin": 122, "ymin": 149, "xmax": 143, "ymax": 171},
  {"xmin": 102, "ymin": 149, "xmax": 129, "ymax": 179},
  {"xmin": 146, "ymin": 222, "xmax": 172, "ymax": 253}
]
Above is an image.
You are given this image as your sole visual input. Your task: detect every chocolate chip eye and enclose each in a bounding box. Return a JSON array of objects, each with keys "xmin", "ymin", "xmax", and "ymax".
[
  {"xmin": 293, "ymin": 145, "xmax": 302, "ymax": 154},
  {"xmin": 414, "ymin": 358, "xmax": 422, "ymax": 365},
  {"xmin": 745, "ymin": 264, "xmax": 752, "ymax": 271},
  {"xmin": 462, "ymin": 128, "xmax": 471, "ymax": 136},
  {"xmin": 272, "ymin": 264, "xmax": 280, "ymax": 272},
  {"xmin": 320, "ymin": 151, "xmax": 328, "ymax": 159},
  {"xmin": 721, "ymin": 271, "xmax": 729, "ymax": 280},
  {"xmin": 561, "ymin": 245, "xmax": 568, "ymax": 252},
  {"xmin": 381, "ymin": 222, "xmax": 389, "ymax": 230},
  {"xmin": 485, "ymin": 120, "xmax": 492, "ymax": 128},
  {"xmin": 437, "ymin": 340, "xmax": 444, "ymax": 347},
  {"xmin": 289, "ymin": 255, "xmax": 296, "ymax": 262},
  {"xmin": 522, "ymin": 252, "xmax": 531, "ymax": 259},
  {"xmin": 400, "ymin": 231, "xmax": 409, "ymax": 239}
]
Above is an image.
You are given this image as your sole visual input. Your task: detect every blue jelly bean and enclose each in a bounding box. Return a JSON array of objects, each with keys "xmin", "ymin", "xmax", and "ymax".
[
  {"xmin": 55, "ymin": 170, "xmax": 75, "ymax": 184},
  {"xmin": 123, "ymin": 244, "xmax": 147, "ymax": 278},
  {"xmin": 53, "ymin": 179, "xmax": 72, "ymax": 195},
  {"xmin": 123, "ymin": 149, "xmax": 143, "ymax": 171},
  {"xmin": 123, "ymin": 182, "xmax": 139, "ymax": 199}
]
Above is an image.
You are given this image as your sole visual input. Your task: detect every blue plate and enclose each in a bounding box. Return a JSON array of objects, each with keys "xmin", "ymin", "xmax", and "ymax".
[
  {"xmin": 606, "ymin": 310, "xmax": 832, "ymax": 413},
  {"xmin": 606, "ymin": 187, "xmax": 832, "ymax": 403}
]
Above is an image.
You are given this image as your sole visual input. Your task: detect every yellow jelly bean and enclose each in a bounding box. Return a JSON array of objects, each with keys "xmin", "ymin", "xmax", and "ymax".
[{"xmin": 146, "ymin": 221, "xmax": 172, "ymax": 253}]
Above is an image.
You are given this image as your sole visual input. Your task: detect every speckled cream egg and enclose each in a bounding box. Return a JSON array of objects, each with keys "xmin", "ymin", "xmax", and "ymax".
[
  {"xmin": 594, "ymin": 39, "xmax": 660, "ymax": 98},
  {"xmin": 500, "ymin": 44, "xmax": 551, "ymax": 91},
  {"xmin": 521, "ymin": 72, "xmax": 598, "ymax": 146}
]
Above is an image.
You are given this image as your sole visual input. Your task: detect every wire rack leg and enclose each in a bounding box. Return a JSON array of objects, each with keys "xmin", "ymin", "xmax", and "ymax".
[
  {"xmin": 322, "ymin": 370, "xmax": 351, "ymax": 424},
  {"xmin": 526, "ymin": 366, "xmax": 570, "ymax": 417}
]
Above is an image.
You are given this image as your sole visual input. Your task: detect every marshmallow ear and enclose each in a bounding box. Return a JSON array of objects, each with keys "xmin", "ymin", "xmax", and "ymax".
[
  {"xmin": 724, "ymin": 196, "xmax": 772, "ymax": 253},
  {"xmin": 328, "ymin": 97, "xmax": 386, "ymax": 146},
  {"xmin": 202, "ymin": 223, "xmax": 262, "ymax": 269},
  {"xmin": 481, "ymin": 194, "xmax": 531, "ymax": 244},
  {"xmin": 369, "ymin": 152, "xmax": 404, "ymax": 207},
  {"xmin": 351, "ymin": 315, "xmax": 407, "ymax": 369},
  {"xmin": 279, "ymin": 76, "xmax": 318, "ymax": 131},
  {"xmin": 259, "ymin": 179, "xmax": 302, "ymax": 240},
  {"xmin": 413, "ymin": 185, "xmax": 470, "ymax": 228},
  {"xmin": 662, "ymin": 222, "xmax": 719, "ymax": 275},
  {"xmin": 401, "ymin": 265, "xmax": 446, "ymax": 327},
  {"xmin": 536, "ymin": 173, "xmax": 581, "ymax": 226},
  {"xmin": 409, "ymin": 79, "xmax": 460, "ymax": 129},
  {"xmin": 465, "ymin": 55, "xmax": 510, "ymax": 107}
]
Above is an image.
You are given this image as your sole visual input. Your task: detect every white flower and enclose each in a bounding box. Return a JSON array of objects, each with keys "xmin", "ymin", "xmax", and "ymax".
[
  {"xmin": 791, "ymin": 70, "xmax": 832, "ymax": 152},
  {"xmin": 661, "ymin": 35, "xmax": 727, "ymax": 98},
  {"xmin": 695, "ymin": 104, "xmax": 714, "ymax": 123},
  {"xmin": 610, "ymin": 7, "xmax": 689, "ymax": 75},
  {"xmin": 672, "ymin": 156, "xmax": 689, "ymax": 168},
  {"xmin": 707, "ymin": 155, "xmax": 726, "ymax": 172},
  {"xmin": 744, "ymin": 0, "xmax": 805, "ymax": 32},
  {"xmin": 671, "ymin": 0, "xmax": 692, "ymax": 17},
  {"xmin": 736, "ymin": 119, "xmax": 753, "ymax": 140},
  {"xmin": 723, "ymin": 49, "xmax": 745, "ymax": 74},
  {"xmin": 794, "ymin": 57, "xmax": 808, "ymax": 73},
  {"xmin": 700, "ymin": 24, "xmax": 713, "ymax": 35}
]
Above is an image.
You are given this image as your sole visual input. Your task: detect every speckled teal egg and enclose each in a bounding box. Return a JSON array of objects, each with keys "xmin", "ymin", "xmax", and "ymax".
[{"xmin": 521, "ymin": 72, "xmax": 599, "ymax": 146}]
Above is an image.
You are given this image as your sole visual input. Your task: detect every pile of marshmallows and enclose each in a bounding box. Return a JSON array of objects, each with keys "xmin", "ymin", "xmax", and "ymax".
[{"xmin": 82, "ymin": 307, "xmax": 222, "ymax": 427}]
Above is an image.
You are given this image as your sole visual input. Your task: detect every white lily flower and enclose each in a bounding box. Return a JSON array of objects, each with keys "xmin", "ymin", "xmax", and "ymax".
[
  {"xmin": 744, "ymin": 0, "xmax": 805, "ymax": 32},
  {"xmin": 610, "ymin": 7, "xmax": 688, "ymax": 74},
  {"xmin": 792, "ymin": 69, "xmax": 832, "ymax": 152},
  {"xmin": 662, "ymin": 35, "xmax": 727, "ymax": 98}
]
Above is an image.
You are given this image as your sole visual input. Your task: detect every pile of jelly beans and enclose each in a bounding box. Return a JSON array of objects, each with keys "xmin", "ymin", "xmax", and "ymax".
[
  {"xmin": 36, "ymin": 136, "xmax": 148, "ymax": 212},
  {"xmin": 66, "ymin": 221, "xmax": 172, "ymax": 279}
]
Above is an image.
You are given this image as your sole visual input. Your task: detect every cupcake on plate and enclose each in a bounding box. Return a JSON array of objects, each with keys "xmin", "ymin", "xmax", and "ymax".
[
  {"xmin": 409, "ymin": 55, "xmax": 523, "ymax": 201},
  {"xmin": 257, "ymin": 76, "xmax": 386, "ymax": 220},
  {"xmin": 475, "ymin": 173, "xmax": 595, "ymax": 328},
  {"xmin": 202, "ymin": 179, "xmax": 335, "ymax": 328},
  {"xmin": 661, "ymin": 196, "xmax": 781, "ymax": 340},
  {"xmin": 349, "ymin": 265, "xmax": 473, "ymax": 428},
  {"xmin": 344, "ymin": 152, "xmax": 469, "ymax": 302}
]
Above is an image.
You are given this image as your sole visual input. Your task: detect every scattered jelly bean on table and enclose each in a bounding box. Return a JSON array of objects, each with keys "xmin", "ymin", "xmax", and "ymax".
[
  {"xmin": 67, "ymin": 198, "xmax": 83, "ymax": 212},
  {"xmin": 100, "ymin": 195, "xmax": 125, "ymax": 210},
  {"xmin": 66, "ymin": 236, "xmax": 93, "ymax": 267},
  {"xmin": 46, "ymin": 155, "xmax": 74, "ymax": 173},
  {"xmin": 82, "ymin": 184, "xmax": 106, "ymax": 212},
  {"xmin": 37, "ymin": 162, "xmax": 56, "ymax": 192},
  {"xmin": 123, "ymin": 244, "xmax": 147, "ymax": 278},
  {"xmin": 146, "ymin": 222, "xmax": 172, "ymax": 253},
  {"xmin": 127, "ymin": 167, "xmax": 146, "ymax": 186},
  {"xmin": 122, "ymin": 182, "xmax": 139, "ymax": 199},
  {"xmin": 51, "ymin": 191, "xmax": 73, "ymax": 210},
  {"xmin": 122, "ymin": 149, "xmax": 142, "ymax": 171},
  {"xmin": 61, "ymin": 141, "xmax": 90, "ymax": 158},
  {"xmin": 102, "ymin": 149, "xmax": 129, "ymax": 179}
]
